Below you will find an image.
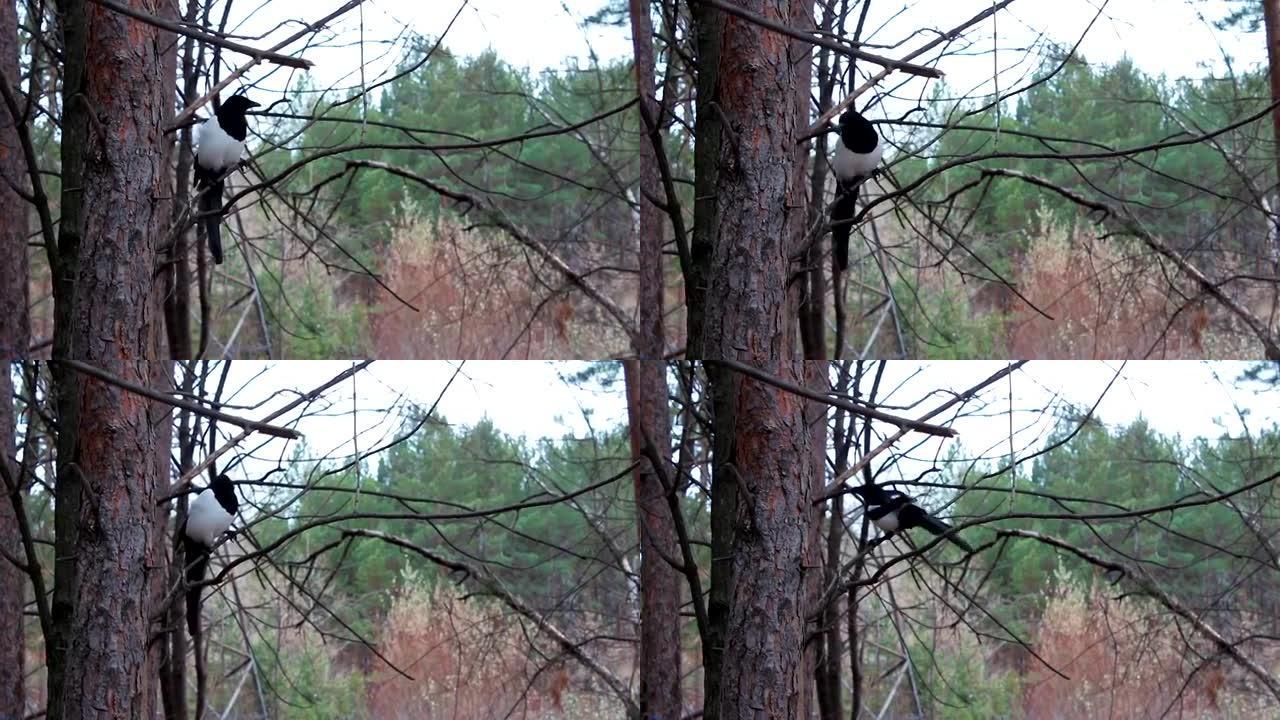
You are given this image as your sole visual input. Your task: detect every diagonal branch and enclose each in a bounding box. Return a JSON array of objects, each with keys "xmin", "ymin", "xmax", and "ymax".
[
  {"xmin": 707, "ymin": 358, "xmax": 957, "ymax": 437},
  {"xmin": 87, "ymin": 0, "xmax": 312, "ymax": 69},
  {"xmin": 168, "ymin": 0, "xmax": 366, "ymax": 130},
  {"xmin": 815, "ymin": 361, "xmax": 1026, "ymax": 504},
  {"xmin": 163, "ymin": 361, "xmax": 371, "ymax": 499},
  {"xmin": 800, "ymin": 0, "xmax": 1017, "ymax": 140},
  {"xmin": 695, "ymin": 0, "xmax": 941, "ymax": 79},
  {"xmin": 55, "ymin": 359, "xmax": 301, "ymax": 439}
]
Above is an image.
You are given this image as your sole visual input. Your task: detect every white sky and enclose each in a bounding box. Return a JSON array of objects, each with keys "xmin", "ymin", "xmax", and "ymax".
[
  {"xmin": 211, "ymin": 361, "xmax": 1279, "ymax": 486},
  {"xmin": 232, "ymin": 1, "xmax": 1267, "ymax": 108}
]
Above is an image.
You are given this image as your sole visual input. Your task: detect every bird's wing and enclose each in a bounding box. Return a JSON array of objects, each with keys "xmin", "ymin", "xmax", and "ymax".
[
  {"xmin": 901, "ymin": 504, "xmax": 949, "ymax": 536},
  {"xmin": 902, "ymin": 505, "xmax": 974, "ymax": 552}
]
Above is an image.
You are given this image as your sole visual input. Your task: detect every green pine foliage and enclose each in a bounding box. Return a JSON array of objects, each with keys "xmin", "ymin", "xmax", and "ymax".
[
  {"xmin": 950, "ymin": 414, "xmax": 1280, "ymax": 628},
  {"xmin": 259, "ymin": 40, "xmax": 643, "ymax": 264},
  {"xmin": 897, "ymin": 54, "xmax": 1274, "ymax": 262},
  {"xmin": 259, "ymin": 413, "xmax": 633, "ymax": 626}
]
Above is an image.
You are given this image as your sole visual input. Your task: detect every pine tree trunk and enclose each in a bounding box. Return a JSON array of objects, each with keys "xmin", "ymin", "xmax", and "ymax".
[
  {"xmin": 709, "ymin": 363, "xmax": 816, "ymax": 719},
  {"xmin": 48, "ymin": 363, "xmax": 168, "ymax": 718},
  {"xmin": 697, "ymin": 0, "xmax": 808, "ymax": 360},
  {"xmin": 0, "ymin": 0, "xmax": 28, "ymax": 357},
  {"xmin": 697, "ymin": 0, "xmax": 812, "ymax": 716},
  {"xmin": 1263, "ymin": 0, "xmax": 1280, "ymax": 262},
  {"xmin": 0, "ymin": 367, "xmax": 23, "ymax": 720},
  {"xmin": 46, "ymin": 0, "xmax": 171, "ymax": 713},
  {"xmin": 629, "ymin": 0, "xmax": 666, "ymax": 360},
  {"xmin": 624, "ymin": 360, "xmax": 683, "ymax": 719},
  {"xmin": 687, "ymin": 0, "xmax": 723, "ymax": 358},
  {"xmin": 51, "ymin": 0, "xmax": 168, "ymax": 363}
]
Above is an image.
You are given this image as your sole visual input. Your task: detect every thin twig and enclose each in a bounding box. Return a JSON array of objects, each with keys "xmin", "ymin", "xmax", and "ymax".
[
  {"xmin": 696, "ymin": 0, "xmax": 941, "ymax": 78},
  {"xmin": 54, "ymin": 359, "xmax": 301, "ymax": 438},
  {"xmin": 706, "ymin": 358, "xmax": 957, "ymax": 437},
  {"xmin": 87, "ymin": 0, "xmax": 312, "ymax": 68}
]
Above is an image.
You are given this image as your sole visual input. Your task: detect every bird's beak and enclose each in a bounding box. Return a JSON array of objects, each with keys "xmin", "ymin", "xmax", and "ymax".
[{"xmin": 248, "ymin": 100, "xmax": 261, "ymax": 109}]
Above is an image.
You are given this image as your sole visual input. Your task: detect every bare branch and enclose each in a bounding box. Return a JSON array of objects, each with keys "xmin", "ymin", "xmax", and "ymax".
[{"xmin": 87, "ymin": 0, "xmax": 312, "ymax": 69}]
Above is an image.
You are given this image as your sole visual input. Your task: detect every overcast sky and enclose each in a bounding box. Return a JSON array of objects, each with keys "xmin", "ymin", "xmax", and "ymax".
[
  {"xmin": 236, "ymin": 0, "xmax": 1267, "ymax": 108},
  {"xmin": 213, "ymin": 361, "xmax": 1279, "ymax": 486}
]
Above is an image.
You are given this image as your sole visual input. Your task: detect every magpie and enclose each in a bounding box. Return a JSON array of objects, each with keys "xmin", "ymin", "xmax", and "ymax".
[
  {"xmin": 829, "ymin": 106, "xmax": 884, "ymax": 272},
  {"xmin": 181, "ymin": 473, "xmax": 239, "ymax": 636},
  {"xmin": 194, "ymin": 94, "xmax": 259, "ymax": 264},
  {"xmin": 851, "ymin": 484, "xmax": 973, "ymax": 553}
]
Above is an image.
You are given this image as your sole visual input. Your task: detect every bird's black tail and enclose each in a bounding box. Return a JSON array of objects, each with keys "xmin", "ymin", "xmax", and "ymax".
[
  {"xmin": 830, "ymin": 181, "xmax": 859, "ymax": 272},
  {"xmin": 183, "ymin": 534, "xmax": 210, "ymax": 636},
  {"xmin": 198, "ymin": 179, "xmax": 224, "ymax": 265},
  {"xmin": 916, "ymin": 513, "xmax": 975, "ymax": 554}
]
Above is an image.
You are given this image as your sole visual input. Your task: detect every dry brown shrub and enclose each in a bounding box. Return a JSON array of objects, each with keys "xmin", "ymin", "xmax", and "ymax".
[
  {"xmin": 1024, "ymin": 579, "xmax": 1275, "ymax": 720},
  {"xmin": 996, "ymin": 227, "xmax": 1200, "ymax": 359},
  {"xmin": 996, "ymin": 222, "xmax": 1266, "ymax": 359},
  {"xmin": 841, "ymin": 206, "xmax": 1274, "ymax": 358},
  {"xmin": 370, "ymin": 215, "xmax": 632, "ymax": 358},
  {"xmin": 364, "ymin": 582, "xmax": 626, "ymax": 719}
]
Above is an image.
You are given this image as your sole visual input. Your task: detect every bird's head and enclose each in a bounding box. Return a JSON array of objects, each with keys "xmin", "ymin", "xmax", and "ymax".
[
  {"xmin": 221, "ymin": 94, "xmax": 260, "ymax": 116},
  {"xmin": 851, "ymin": 484, "xmax": 887, "ymax": 503},
  {"xmin": 838, "ymin": 106, "xmax": 878, "ymax": 153},
  {"xmin": 209, "ymin": 473, "xmax": 239, "ymax": 510}
]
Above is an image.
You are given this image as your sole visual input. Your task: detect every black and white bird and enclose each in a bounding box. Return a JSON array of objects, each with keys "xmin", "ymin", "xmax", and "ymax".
[
  {"xmin": 851, "ymin": 484, "xmax": 973, "ymax": 553},
  {"xmin": 194, "ymin": 94, "xmax": 259, "ymax": 264},
  {"xmin": 182, "ymin": 473, "xmax": 239, "ymax": 636},
  {"xmin": 829, "ymin": 106, "xmax": 884, "ymax": 272}
]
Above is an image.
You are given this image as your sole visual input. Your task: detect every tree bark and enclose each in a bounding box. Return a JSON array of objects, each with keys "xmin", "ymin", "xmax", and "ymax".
[
  {"xmin": 698, "ymin": 0, "xmax": 808, "ymax": 361},
  {"xmin": 0, "ymin": 0, "xmax": 28, "ymax": 357},
  {"xmin": 46, "ymin": 0, "xmax": 171, "ymax": 709},
  {"xmin": 49, "ymin": 363, "xmax": 168, "ymax": 719},
  {"xmin": 1264, "ymin": 0, "xmax": 1280, "ymax": 194},
  {"xmin": 687, "ymin": 0, "xmax": 723, "ymax": 358},
  {"xmin": 703, "ymin": 365, "xmax": 737, "ymax": 720},
  {"xmin": 708, "ymin": 361, "xmax": 816, "ymax": 719},
  {"xmin": 629, "ymin": 0, "xmax": 666, "ymax": 360},
  {"xmin": 696, "ymin": 0, "xmax": 812, "ymax": 716},
  {"xmin": 625, "ymin": 5, "xmax": 682, "ymax": 708},
  {"xmin": 52, "ymin": 0, "xmax": 169, "ymax": 363},
  {"xmin": 163, "ymin": 0, "xmax": 203, "ymax": 359},
  {"xmin": 0, "ymin": 366, "xmax": 23, "ymax": 720},
  {"xmin": 800, "ymin": 360, "xmax": 828, "ymax": 719},
  {"xmin": 624, "ymin": 360, "xmax": 683, "ymax": 719}
]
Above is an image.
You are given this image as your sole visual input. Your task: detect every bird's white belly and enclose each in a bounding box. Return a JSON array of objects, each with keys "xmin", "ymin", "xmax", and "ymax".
[
  {"xmin": 186, "ymin": 489, "xmax": 234, "ymax": 547},
  {"xmin": 871, "ymin": 508, "xmax": 900, "ymax": 533},
  {"xmin": 196, "ymin": 121, "xmax": 246, "ymax": 172},
  {"xmin": 832, "ymin": 141, "xmax": 883, "ymax": 181}
]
